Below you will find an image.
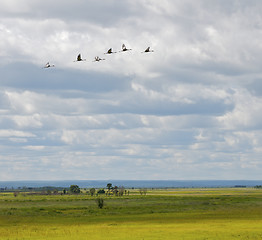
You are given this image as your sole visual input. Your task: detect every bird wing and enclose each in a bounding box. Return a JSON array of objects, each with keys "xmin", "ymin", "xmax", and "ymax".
[
  {"xmin": 77, "ymin": 54, "xmax": 81, "ymax": 61},
  {"xmin": 122, "ymin": 44, "xmax": 126, "ymax": 50}
]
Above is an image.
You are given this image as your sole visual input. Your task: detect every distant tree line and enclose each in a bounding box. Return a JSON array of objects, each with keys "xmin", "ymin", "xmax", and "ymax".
[
  {"xmin": 0, "ymin": 186, "xmax": 68, "ymax": 194},
  {"xmin": 83, "ymin": 183, "xmax": 130, "ymax": 197},
  {"xmin": 1, "ymin": 183, "xmax": 148, "ymax": 197}
]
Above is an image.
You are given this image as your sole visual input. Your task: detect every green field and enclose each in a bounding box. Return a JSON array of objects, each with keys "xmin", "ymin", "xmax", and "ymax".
[{"xmin": 0, "ymin": 188, "xmax": 262, "ymax": 239}]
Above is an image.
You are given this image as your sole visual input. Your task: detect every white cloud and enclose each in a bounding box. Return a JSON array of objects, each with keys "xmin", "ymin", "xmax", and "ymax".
[
  {"xmin": 23, "ymin": 145, "xmax": 45, "ymax": 151},
  {"xmin": 0, "ymin": 129, "xmax": 35, "ymax": 138},
  {"xmin": 217, "ymin": 89, "xmax": 262, "ymax": 129},
  {"xmin": 1, "ymin": 0, "xmax": 262, "ymax": 180}
]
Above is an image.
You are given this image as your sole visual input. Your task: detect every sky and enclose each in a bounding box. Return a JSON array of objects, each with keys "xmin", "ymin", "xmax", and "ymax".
[{"xmin": 1, "ymin": 0, "xmax": 262, "ymax": 181}]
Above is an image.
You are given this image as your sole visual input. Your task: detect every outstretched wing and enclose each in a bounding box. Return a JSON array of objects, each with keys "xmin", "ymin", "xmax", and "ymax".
[
  {"xmin": 44, "ymin": 62, "xmax": 50, "ymax": 68},
  {"xmin": 77, "ymin": 54, "xmax": 82, "ymax": 61}
]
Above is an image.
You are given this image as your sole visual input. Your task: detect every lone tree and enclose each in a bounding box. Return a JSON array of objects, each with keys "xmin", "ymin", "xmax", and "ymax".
[
  {"xmin": 96, "ymin": 198, "xmax": 104, "ymax": 209},
  {"xmin": 106, "ymin": 183, "xmax": 113, "ymax": 195},
  {"xmin": 89, "ymin": 188, "xmax": 96, "ymax": 196},
  {"xmin": 69, "ymin": 185, "xmax": 80, "ymax": 194},
  {"xmin": 107, "ymin": 183, "xmax": 112, "ymax": 190}
]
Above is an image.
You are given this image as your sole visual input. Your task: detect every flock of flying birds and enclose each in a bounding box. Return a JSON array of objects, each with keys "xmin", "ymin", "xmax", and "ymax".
[{"xmin": 43, "ymin": 44, "xmax": 154, "ymax": 68}]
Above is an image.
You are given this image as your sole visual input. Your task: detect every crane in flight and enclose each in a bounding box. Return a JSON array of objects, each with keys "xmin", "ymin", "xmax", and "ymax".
[
  {"xmin": 120, "ymin": 44, "xmax": 132, "ymax": 52},
  {"xmin": 43, "ymin": 62, "xmax": 55, "ymax": 68},
  {"xmin": 93, "ymin": 56, "xmax": 105, "ymax": 62},
  {"xmin": 141, "ymin": 47, "xmax": 154, "ymax": 53},
  {"xmin": 104, "ymin": 48, "xmax": 117, "ymax": 54},
  {"xmin": 74, "ymin": 54, "xmax": 86, "ymax": 62}
]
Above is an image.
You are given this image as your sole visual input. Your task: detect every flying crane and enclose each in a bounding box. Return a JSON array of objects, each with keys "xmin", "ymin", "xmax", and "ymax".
[
  {"xmin": 142, "ymin": 47, "xmax": 154, "ymax": 53},
  {"xmin": 74, "ymin": 54, "xmax": 86, "ymax": 62},
  {"xmin": 43, "ymin": 62, "xmax": 55, "ymax": 68},
  {"xmin": 104, "ymin": 48, "xmax": 117, "ymax": 54},
  {"xmin": 120, "ymin": 44, "xmax": 132, "ymax": 52},
  {"xmin": 93, "ymin": 56, "xmax": 105, "ymax": 62}
]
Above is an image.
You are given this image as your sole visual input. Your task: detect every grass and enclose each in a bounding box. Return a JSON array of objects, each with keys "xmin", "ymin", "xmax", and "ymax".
[{"xmin": 0, "ymin": 188, "xmax": 262, "ymax": 239}]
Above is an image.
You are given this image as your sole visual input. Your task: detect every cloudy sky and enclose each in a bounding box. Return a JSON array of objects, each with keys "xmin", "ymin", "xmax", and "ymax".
[{"xmin": 1, "ymin": 0, "xmax": 262, "ymax": 181}]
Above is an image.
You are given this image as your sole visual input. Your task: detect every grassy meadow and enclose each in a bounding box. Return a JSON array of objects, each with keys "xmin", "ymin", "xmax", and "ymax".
[{"xmin": 0, "ymin": 188, "xmax": 262, "ymax": 239}]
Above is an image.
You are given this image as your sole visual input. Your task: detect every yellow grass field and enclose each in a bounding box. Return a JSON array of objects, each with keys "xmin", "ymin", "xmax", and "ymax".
[{"xmin": 0, "ymin": 188, "xmax": 262, "ymax": 239}]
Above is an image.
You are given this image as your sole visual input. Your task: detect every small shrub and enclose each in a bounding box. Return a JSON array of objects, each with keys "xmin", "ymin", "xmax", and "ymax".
[
  {"xmin": 13, "ymin": 192, "xmax": 19, "ymax": 197},
  {"xmin": 97, "ymin": 189, "xmax": 105, "ymax": 194}
]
